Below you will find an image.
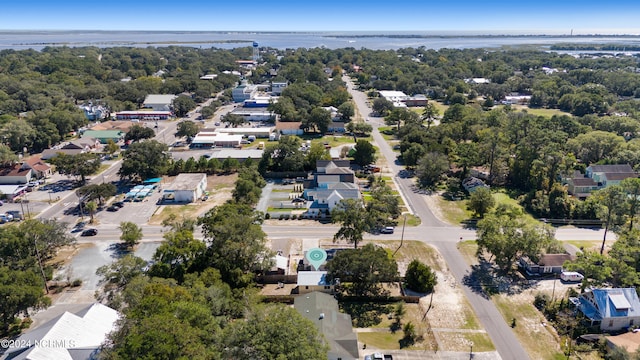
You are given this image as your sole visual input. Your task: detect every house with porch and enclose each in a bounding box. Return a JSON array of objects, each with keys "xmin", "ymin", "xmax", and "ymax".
[
  {"xmin": 578, "ymin": 288, "xmax": 640, "ymax": 332},
  {"xmin": 566, "ymin": 164, "xmax": 638, "ymax": 198},
  {"xmin": 519, "ymin": 253, "xmax": 574, "ymax": 276},
  {"xmin": 303, "ymin": 160, "xmax": 360, "ymax": 218}
]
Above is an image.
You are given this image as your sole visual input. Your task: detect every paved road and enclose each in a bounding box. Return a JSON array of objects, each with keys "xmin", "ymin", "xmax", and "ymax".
[{"xmin": 344, "ymin": 75, "xmax": 531, "ymax": 360}]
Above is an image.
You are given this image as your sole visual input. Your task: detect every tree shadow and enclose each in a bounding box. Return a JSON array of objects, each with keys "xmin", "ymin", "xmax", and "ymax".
[
  {"xmin": 107, "ymin": 243, "xmax": 131, "ymax": 259},
  {"xmin": 340, "ymin": 301, "xmax": 392, "ymax": 328},
  {"xmin": 463, "ymin": 258, "xmax": 540, "ymax": 297}
]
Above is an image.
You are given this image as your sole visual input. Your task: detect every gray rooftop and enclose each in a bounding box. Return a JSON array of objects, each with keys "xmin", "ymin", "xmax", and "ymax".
[{"xmin": 166, "ymin": 173, "xmax": 206, "ymax": 191}]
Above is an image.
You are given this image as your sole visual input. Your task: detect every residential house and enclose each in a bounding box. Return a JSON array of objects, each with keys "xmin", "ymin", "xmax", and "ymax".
[
  {"xmin": 276, "ymin": 121, "xmax": 303, "ymax": 136},
  {"xmin": 304, "ymin": 160, "xmax": 360, "ymax": 218},
  {"xmin": 578, "ymin": 288, "xmax": 640, "ymax": 331},
  {"xmin": 89, "ymin": 120, "xmax": 137, "ymax": 132},
  {"xmin": 41, "ymin": 148, "xmax": 84, "ymax": 161},
  {"xmin": 294, "ymin": 292, "xmax": 359, "ymax": 360},
  {"xmin": 63, "ymin": 138, "xmax": 101, "ymax": 151},
  {"xmin": 0, "ymin": 303, "xmax": 120, "ymax": 360},
  {"xmin": 0, "ymin": 164, "xmax": 33, "ymax": 185},
  {"xmin": 519, "ymin": 253, "xmax": 574, "ymax": 276},
  {"xmin": 566, "ymin": 164, "xmax": 638, "ymax": 198},
  {"xmin": 327, "ymin": 122, "xmax": 346, "ymax": 134},
  {"xmin": 295, "ymin": 271, "xmax": 335, "ymax": 295},
  {"xmin": 143, "ymin": 94, "xmax": 177, "ymax": 111},
  {"xmin": 567, "ymin": 178, "xmax": 599, "ymax": 199},
  {"xmin": 462, "ymin": 177, "xmax": 489, "ymax": 193},
  {"xmin": 21, "ymin": 156, "xmax": 52, "ymax": 179}
]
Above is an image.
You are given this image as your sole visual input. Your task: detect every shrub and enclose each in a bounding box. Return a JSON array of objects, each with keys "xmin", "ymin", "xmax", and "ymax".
[
  {"xmin": 264, "ymin": 213, "xmax": 271, "ymax": 219},
  {"xmin": 404, "ymin": 259, "xmax": 437, "ymax": 293},
  {"xmin": 72, "ymin": 279, "xmax": 83, "ymax": 287}
]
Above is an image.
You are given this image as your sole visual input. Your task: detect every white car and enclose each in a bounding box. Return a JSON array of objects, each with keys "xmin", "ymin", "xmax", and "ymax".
[{"xmin": 380, "ymin": 226, "xmax": 394, "ymax": 234}]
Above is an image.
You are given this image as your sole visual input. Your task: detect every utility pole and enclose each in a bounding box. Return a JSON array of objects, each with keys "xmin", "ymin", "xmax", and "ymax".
[
  {"xmin": 33, "ymin": 234, "xmax": 49, "ymax": 294},
  {"xmin": 393, "ymin": 213, "xmax": 407, "ymax": 257}
]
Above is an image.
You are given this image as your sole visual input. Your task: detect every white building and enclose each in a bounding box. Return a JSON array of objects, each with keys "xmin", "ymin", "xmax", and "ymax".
[
  {"xmin": 296, "ymin": 271, "xmax": 335, "ymax": 295},
  {"xmin": 190, "ymin": 133, "xmax": 243, "ymax": 148},
  {"xmin": 271, "ymin": 82, "xmax": 287, "ymax": 95},
  {"xmin": 210, "ymin": 149, "xmax": 264, "ymax": 162},
  {"xmin": 215, "ymin": 127, "xmax": 274, "ymax": 138},
  {"xmin": 230, "ymin": 107, "xmax": 275, "ymax": 122},
  {"xmin": 143, "ymin": 94, "xmax": 177, "ymax": 111},
  {"xmin": 378, "ymin": 90, "xmax": 409, "ymax": 107},
  {"xmin": 0, "ymin": 303, "xmax": 120, "ymax": 360},
  {"xmin": 232, "ymin": 81, "xmax": 258, "ymax": 102},
  {"xmin": 162, "ymin": 173, "xmax": 207, "ymax": 203}
]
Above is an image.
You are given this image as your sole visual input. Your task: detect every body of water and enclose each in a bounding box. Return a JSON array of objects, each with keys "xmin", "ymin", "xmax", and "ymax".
[{"xmin": 1, "ymin": 31, "xmax": 640, "ymax": 51}]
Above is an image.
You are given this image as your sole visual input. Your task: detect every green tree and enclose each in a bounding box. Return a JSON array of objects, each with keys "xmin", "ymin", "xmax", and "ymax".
[
  {"xmin": 326, "ymin": 243, "xmax": 399, "ymax": 297},
  {"xmin": 422, "ymin": 102, "xmax": 440, "ymax": 129},
  {"xmin": 76, "ymin": 183, "xmax": 117, "ymax": 206},
  {"xmin": 49, "ymin": 152, "xmax": 101, "ymax": 183},
  {"xmin": 372, "ymin": 97, "xmax": 394, "ymax": 116},
  {"xmin": 125, "ymin": 124, "xmax": 155, "ymax": 142},
  {"xmin": 476, "ymin": 214, "xmax": 555, "ymax": 273},
  {"xmin": 198, "ymin": 203, "xmax": 271, "ymax": 287},
  {"xmin": 305, "ymin": 142, "xmax": 331, "ymax": 170},
  {"xmin": 149, "ymin": 229, "xmax": 206, "ymax": 283},
  {"xmin": 223, "ymin": 304, "xmax": 329, "ymax": 360},
  {"xmin": 0, "ymin": 267, "xmax": 51, "ymax": 334},
  {"xmin": 416, "ymin": 152, "xmax": 449, "ymax": 189},
  {"xmin": 85, "ymin": 201, "xmax": 97, "ymax": 223},
  {"xmin": 258, "ymin": 135, "xmax": 304, "ymax": 174},
  {"xmin": 338, "ymin": 102, "xmax": 355, "ymax": 122},
  {"xmin": 467, "ymin": 187, "xmax": 495, "ymax": 218},
  {"xmin": 331, "ymin": 199, "xmax": 369, "ymax": 249},
  {"xmin": 404, "ymin": 259, "xmax": 437, "ymax": 293},
  {"xmin": 172, "ymin": 95, "xmax": 196, "ymax": 117},
  {"xmin": 353, "ymin": 139, "xmax": 376, "ymax": 166},
  {"xmin": 305, "ymin": 107, "xmax": 331, "ymax": 134},
  {"xmin": 175, "ymin": 120, "xmax": 200, "ymax": 139},
  {"xmin": 119, "ymin": 140, "xmax": 170, "ymax": 181},
  {"xmin": 119, "ymin": 221, "xmax": 143, "ymax": 248},
  {"xmin": 366, "ymin": 177, "xmax": 401, "ymax": 229},
  {"xmin": 223, "ymin": 113, "xmax": 245, "ymax": 128},
  {"xmin": 592, "ymin": 186, "xmax": 626, "ymax": 255},
  {"xmin": 401, "ymin": 143, "xmax": 426, "ymax": 168},
  {"xmin": 0, "ymin": 144, "xmax": 18, "ymax": 167},
  {"xmin": 105, "ymin": 139, "xmax": 120, "ymax": 156}
]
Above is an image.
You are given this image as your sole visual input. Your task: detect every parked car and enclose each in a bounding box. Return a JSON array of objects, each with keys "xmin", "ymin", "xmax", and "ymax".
[
  {"xmin": 6, "ymin": 211, "xmax": 22, "ymax": 221},
  {"xmin": 106, "ymin": 205, "xmax": 119, "ymax": 212},
  {"xmin": 380, "ymin": 226, "xmax": 395, "ymax": 234},
  {"xmin": 81, "ymin": 228, "xmax": 98, "ymax": 236},
  {"xmin": 113, "ymin": 201, "xmax": 125, "ymax": 208}
]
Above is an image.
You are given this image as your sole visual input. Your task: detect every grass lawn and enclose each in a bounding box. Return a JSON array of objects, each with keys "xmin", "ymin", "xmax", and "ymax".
[
  {"xmin": 266, "ymin": 207, "xmax": 293, "ymax": 213},
  {"xmin": 565, "ymin": 240, "xmax": 603, "ymax": 253},
  {"xmin": 493, "ymin": 295, "xmax": 564, "ymax": 360},
  {"xmin": 150, "ymin": 204, "xmax": 201, "ymax": 223},
  {"xmin": 434, "ymin": 195, "xmax": 471, "ymax": 225},
  {"xmin": 404, "ymin": 214, "xmax": 421, "ymax": 227},
  {"xmin": 509, "ymin": 105, "xmax": 571, "ymax": 118},
  {"xmin": 358, "ymin": 332, "xmax": 403, "ymax": 350},
  {"xmin": 378, "ymin": 126, "xmax": 397, "ymax": 141},
  {"xmin": 457, "ymin": 241, "xmax": 480, "ymax": 267},
  {"xmin": 376, "ymin": 240, "xmax": 442, "ymax": 272}
]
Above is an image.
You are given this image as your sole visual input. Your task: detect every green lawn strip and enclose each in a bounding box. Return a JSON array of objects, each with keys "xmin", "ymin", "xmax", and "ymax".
[
  {"xmin": 509, "ymin": 105, "xmax": 571, "ymax": 117},
  {"xmin": 404, "ymin": 214, "xmax": 421, "ymax": 227},
  {"xmin": 358, "ymin": 332, "xmax": 403, "ymax": 350},
  {"xmin": 436, "ymin": 331, "xmax": 494, "ymax": 352},
  {"xmin": 564, "ymin": 240, "xmax": 603, "ymax": 253},
  {"xmin": 271, "ymin": 189, "xmax": 295, "ymax": 193},
  {"xmin": 266, "ymin": 207, "xmax": 293, "ymax": 213},
  {"xmin": 493, "ymin": 295, "xmax": 564, "ymax": 360},
  {"xmin": 456, "ymin": 241, "xmax": 480, "ymax": 267}
]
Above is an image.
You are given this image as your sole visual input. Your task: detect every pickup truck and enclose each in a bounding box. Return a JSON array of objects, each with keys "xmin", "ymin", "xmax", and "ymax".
[{"xmin": 364, "ymin": 353, "xmax": 393, "ymax": 360}]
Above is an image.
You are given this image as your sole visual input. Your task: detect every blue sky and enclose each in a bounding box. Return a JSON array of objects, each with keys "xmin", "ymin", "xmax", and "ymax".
[{"xmin": 2, "ymin": 0, "xmax": 639, "ymax": 34}]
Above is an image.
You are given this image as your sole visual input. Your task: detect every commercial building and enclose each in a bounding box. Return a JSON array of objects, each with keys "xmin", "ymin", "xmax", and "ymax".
[
  {"xmin": 190, "ymin": 133, "xmax": 244, "ymax": 148},
  {"xmin": 115, "ymin": 110, "xmax": 172, "ymax": 121},
  {"xmin": 143, "ymin": 94, "xmax": 177, "ymax": 111},
  {"xmin": 215, "ymin": 127, "xmax": 274, "ymax": 138},
  {"xmin": 210, "ymin": 149, "xmax": 264, "ymax": 163},
  {"xmin": 271, "ymin": 81, "xmax": 287, "ymax": 95},
  {"xmin": 162, "ymin": 173, "xmax": 207, "ymax": 203},
  {"xmin": 229, "ymin": 107, "xmax": 275, "ymax": 121},
  {"xmin": 232, "ymin": 80, "xmax": 258, "ymax": 102},
  {"xmin": 81, "ymin": 130, "xmax": 125, "ymax": 144}
]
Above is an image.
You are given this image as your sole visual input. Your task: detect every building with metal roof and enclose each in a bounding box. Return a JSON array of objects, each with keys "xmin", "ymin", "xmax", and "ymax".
[
  {"xmin": 162, "ymin": 173, "xmax": 207, "ymax": 203},
  {"xmin": 143, "ymin": 94, "xmax": 177, "ymax": 111},
  {"xmin": 0, "ymin": 303, "xmax": 120, "ymax": 360},
  {"xmin": 578, "ymin": 288, "xmax": 640, "ymax": 331}
]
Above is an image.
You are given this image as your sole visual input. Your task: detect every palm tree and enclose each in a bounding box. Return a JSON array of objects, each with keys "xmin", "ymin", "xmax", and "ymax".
[{"xmin": 85, "ymin": 201, "xmax": 97, "ymax": 224}]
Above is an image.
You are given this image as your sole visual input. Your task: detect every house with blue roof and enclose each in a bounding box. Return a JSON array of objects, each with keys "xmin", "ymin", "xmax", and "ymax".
[{"xmin": 578, "ymin": 288, "xmax": 640, "ymax": 331}]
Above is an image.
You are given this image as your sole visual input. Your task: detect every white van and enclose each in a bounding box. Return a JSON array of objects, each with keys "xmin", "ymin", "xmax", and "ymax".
[{"xmin": 560, "ymin": 271, "xmax": 584, "ymax": 282}]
